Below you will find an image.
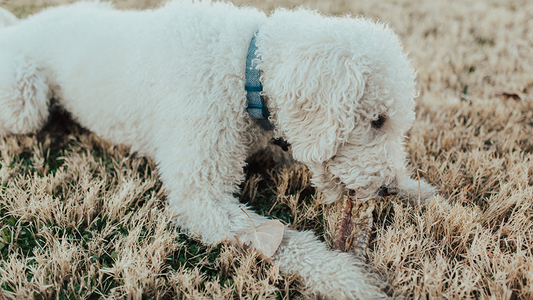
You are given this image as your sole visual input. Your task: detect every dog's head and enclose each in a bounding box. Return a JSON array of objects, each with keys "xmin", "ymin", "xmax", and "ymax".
[{"xmin": 258, "ymin": 9, "xmax": 417, "ymax": 202}]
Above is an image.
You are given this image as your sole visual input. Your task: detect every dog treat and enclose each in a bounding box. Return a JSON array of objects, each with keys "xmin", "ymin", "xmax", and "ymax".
[{"xmin": 333, "ymin": 193, "xmax": 375, "ymax": 260}]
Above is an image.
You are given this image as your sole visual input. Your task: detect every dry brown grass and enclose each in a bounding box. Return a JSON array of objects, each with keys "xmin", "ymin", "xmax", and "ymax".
[{"xmin": 1, "ymin": 0, "xmax": 532, "ymax": 298}]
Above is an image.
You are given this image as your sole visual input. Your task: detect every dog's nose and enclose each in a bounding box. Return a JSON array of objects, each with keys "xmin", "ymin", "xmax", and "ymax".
[
  {"xmin": 378, "ymin": 184, "xmax": 399, "ymax": 197},
  {"xmin": 386, "ymin": 185, "xmax": 400, "ymax": 195}
]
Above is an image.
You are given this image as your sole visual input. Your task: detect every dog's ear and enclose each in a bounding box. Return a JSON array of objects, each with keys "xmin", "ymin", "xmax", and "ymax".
[{"xmin": 265, "ymin": 48, "xmax": 366, "ymax": 164}]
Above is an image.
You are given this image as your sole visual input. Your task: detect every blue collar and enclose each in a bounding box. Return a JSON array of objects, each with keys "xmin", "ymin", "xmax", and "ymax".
[{"xmin": 245, "ymin": 32, "xmax": 275, "ymax": 131}]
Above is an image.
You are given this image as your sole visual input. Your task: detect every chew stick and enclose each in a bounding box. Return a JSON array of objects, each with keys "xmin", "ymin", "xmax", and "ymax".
[{"xmin": 333, "ymin": 192, "xmax": 375, "ymax": 260}]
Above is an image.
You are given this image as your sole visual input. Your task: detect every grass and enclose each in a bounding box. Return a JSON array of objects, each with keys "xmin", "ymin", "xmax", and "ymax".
[{"xmin": 1, "ymin": 0, "xmax": 533, "ymax": 298}]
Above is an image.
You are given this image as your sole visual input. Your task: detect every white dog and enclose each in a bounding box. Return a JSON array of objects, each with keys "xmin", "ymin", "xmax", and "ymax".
[{"xmin": 0, "ymin": 1, "xmax": 435, "ymax": 298}]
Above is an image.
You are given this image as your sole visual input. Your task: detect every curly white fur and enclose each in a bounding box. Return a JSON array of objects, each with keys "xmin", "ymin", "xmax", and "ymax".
[{"xmin": 0, "ymin": 1, "xmax": 435, "ymax": 298}]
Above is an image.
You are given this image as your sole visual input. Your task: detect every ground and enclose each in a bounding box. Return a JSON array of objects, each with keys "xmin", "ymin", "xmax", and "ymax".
[{"xmin": 0, "ymin": 0, "xmax": 532, "ymax": 298}]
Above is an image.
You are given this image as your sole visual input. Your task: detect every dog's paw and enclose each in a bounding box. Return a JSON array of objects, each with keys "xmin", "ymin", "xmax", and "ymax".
[
  {"xmin": 398, "ymin": 177, "xmax": 436, "ymax": 206},
  {"xmin": 0, "ymin": 51, "xmax": 49, "ymax": 135}
]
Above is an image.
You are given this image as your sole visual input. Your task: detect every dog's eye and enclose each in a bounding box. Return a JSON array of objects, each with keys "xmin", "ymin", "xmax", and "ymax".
[{"xmin": 371, "ymin": 115, "xmax": 386, "ymax": 129}]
